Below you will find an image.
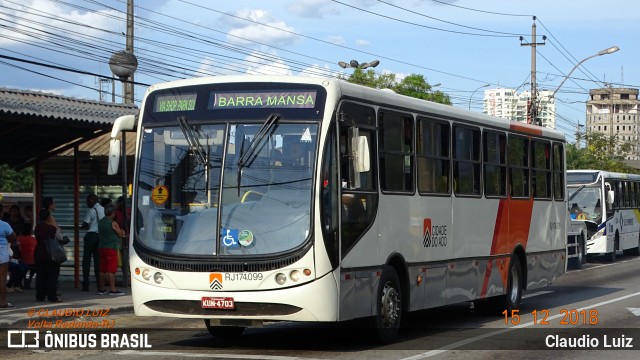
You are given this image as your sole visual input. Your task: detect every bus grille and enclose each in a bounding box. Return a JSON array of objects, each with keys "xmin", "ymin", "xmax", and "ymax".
[
  {"xmin": 144, "ymin": 300, "xmax": 301, "ymax": 316},
  {"xmin": 137, "ymin": 254, "xmax": 302, "ymax": 272}
]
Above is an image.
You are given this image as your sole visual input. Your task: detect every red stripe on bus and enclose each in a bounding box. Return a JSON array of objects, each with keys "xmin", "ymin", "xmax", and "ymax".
[
  {"xmin": 508, "ymin": 198, "xmax": 535, "ymax": 250},
  {"xmin": 510, "ymin": 123, "xmax": 543, "ymax": 136},
  {"xmin": 490, "ymin": 199, "xmax": 508, "ymax": 254},
  {"xmin": 480, "ymin": 260, "xmax": 493, "ymax": 299},
  {"xmin": 481, "ymin": 197, "xmax": 535, "ymax": 297}
]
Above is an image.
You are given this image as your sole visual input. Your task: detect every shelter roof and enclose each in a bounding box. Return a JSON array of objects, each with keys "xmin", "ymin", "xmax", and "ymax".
[{"xmin": 0, "ymin": 87, "xmax": 138, "ymax": 169}]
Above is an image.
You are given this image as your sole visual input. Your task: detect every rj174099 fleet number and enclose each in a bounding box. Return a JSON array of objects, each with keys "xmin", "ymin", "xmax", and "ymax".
[{"xmin": 224, "ymin": 273, "xmax": 264, "ymax": 281}]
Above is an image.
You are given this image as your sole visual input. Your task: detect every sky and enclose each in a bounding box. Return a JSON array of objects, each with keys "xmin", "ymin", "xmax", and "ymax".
[{"xmin": 0, "ymin": 0, "xmax": 638, "ymax": 143}]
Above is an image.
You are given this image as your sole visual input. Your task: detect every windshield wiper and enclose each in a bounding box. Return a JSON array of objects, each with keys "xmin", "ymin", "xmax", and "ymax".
[
  {"xmin": 237, "ymin": 113, "xmax": 280, "ymax": 169},
  {"xmin": 177, "ymin": 116, "xmax": 208, "ymax": 166},
  {"xmin": 568, "ymin": 184, "xmax": 585, "ymax": 202},
  {"xmin": 236, "ymin": 114, "xmax": 280, "ymax": 195}
]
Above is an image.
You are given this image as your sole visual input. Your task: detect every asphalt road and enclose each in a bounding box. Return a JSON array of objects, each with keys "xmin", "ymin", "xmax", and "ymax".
[{"xmin": 3, "ymin": 254, "xmax": 640, "ymax": 359}]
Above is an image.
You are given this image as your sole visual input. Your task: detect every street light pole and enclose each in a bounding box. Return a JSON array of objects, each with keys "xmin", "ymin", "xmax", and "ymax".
[
  {"xmin": 551, "ymin": 45, "xmax": 620, "ymax": 99},
  {"xmin": 468, "ymin": 84, "xmax": 490, "ymax": 110}
]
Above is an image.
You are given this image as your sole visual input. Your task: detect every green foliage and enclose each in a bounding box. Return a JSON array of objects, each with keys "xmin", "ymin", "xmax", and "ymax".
[
  {"xmin": 566, "ymin": 132, "xmax": 639, "ymax": 174},
  {"xmin": 0, "ymin": 164, "xmax": 33, "ymax": 192},
  {"xmin": 343, "ymin": 69, "xmax": 452, "ymax": 105}
]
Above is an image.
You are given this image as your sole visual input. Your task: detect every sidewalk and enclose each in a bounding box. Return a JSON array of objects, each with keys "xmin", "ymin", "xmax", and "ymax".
[{"xmin": 0, "ymin": 280, "xmax": 134, "ymax": 328}]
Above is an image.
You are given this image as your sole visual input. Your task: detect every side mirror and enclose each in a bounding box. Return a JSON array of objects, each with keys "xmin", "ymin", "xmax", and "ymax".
[
  {"xmin": 607, "ymin": 190, "xmax": 615, "ymax": 205},
  {"xmin": 108, "ymin": 138, "xmax": 121, "ymax": 175},
  {"xmin": 107, "ymin": 114, "xmax": 137, "ymax": 176},
  {"xmin": 354, "ymin": 136, "xmax": 370, "ymax": 173},
  {"xmin": 345, "ymin": 127, "xmax": 371, "ymax": 190}
]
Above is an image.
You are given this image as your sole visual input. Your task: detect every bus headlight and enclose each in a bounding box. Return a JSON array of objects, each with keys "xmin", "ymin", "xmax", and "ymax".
[
  {"xmin": 289, "ymin": 270, "xmax": 300, "ymax": 282},
  {"xmin": 142, "ymin": 269, "xmax": 151, "ymax": 280},
  {"xmin": 153, "ymin": 272, "xmax": 164, "ymax": 284},
  {"xmin": 594, "ymin": 227, "xmax": 605, "ymax": 239},
  {"xmin": 275, "ymin": 273, "xmax": 286, "ymax": 285}
]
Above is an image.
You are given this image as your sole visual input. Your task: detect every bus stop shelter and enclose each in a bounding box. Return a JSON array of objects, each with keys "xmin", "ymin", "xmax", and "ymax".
[{"xmin": 0, "ymin": 87, "xmax": 138, "ymax": 286}]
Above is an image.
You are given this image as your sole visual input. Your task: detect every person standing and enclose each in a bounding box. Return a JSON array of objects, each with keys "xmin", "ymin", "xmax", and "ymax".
[
  {"xmin": 42, "ymin": 197, "xmax": 58, "ymax": 227},
  {"xmin": 98, "ymin": 205, "xmax": 125, "ymax": 295},
  {"xmin": 113, "ymin": 196, "xmax": 131, "ymax": 282},
  {"xmin": 18, "ymin": 222, "xmax": 37, "ymax": 289},
  {"xmin": 5, "ymin": 205, "xmax": 25, "ymax": 234},
  {"xmin": 0, "ymin": 217, "xmax": 17, "ymax": 308},
  {"xmin": 81, "ymin": 194, "xmax": 104, "ymax": 292},
  {"xmin": 23, "ymin": 205, "xmax": 34, "ymax": 227},
  {"xmin": 34, "ymin": 209, "xmax": 63, "ymax": 303},
  {"xmin": 100, "ymin": 198, "xmax": 113, "ymax": 208}
]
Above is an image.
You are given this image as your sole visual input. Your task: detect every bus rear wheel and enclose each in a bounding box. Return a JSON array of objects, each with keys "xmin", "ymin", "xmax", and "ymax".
[
  {"xmin": 475, "ymin": 255, "xmax": 523, "ymax": 314},
  {"xmin": 371, "ymin": 265, "xmax": 402, "ymax": 344},
  {"xmin": 204, "ymin": 320, "xmax": 245, "ymax": 337}
]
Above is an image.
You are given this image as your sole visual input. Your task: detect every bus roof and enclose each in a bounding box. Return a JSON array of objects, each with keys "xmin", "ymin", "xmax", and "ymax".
[
  {"xmin": 568, "ymin": 169, "xmax": 640, "ymax": 182},
  {"xmin": 143, "ymin": 75, "xmax": 566, "ymax": 141}
]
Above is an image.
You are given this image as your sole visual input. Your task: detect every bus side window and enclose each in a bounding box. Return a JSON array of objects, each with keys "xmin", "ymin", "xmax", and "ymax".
[{"xmin": 417, "ymin": 117, "xmax": 450, "ymax": 194}]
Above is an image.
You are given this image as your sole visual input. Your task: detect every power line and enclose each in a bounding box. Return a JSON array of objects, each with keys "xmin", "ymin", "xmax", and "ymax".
[
  {"xmin": 428, "ymin": 0, "xmax": 532, "ymax": 17},
  {"xmin": 374, "ymin": 0, "xmax": 527, "ymax": 36},
  {"xmin": 330, "ymin": 0, "xmax": 519, "ymax": 37},
  {"xmin": 0, "ymin": 53, "xmax": 150, "ymax": 86},
  {"xmin": 536, "ymin": 18, "xmax": 602, "ymax": 86}
]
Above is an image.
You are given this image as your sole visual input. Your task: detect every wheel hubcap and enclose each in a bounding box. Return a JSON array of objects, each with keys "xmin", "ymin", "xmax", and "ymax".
[
  {"xmin": 381, "ymin": 281, "xmax": 400, "ymax": 328},
  {"xmin": 578, "ymin": 244, "xmax": 583, "ymax": 262},
  {"xmin": 509, "ymin": 266, "xmax": 519, "ymax": 305}
]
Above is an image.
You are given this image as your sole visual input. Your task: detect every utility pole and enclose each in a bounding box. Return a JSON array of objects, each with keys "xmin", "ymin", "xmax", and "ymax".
[
  {"xmin": 125, "ymin": 0, "xmax": 134, "ymax": 104},
  {"xmin": 121, "ymin": 0, "xmax": 134, "ymax": 289},
  {"xmin": 520, "ymin": 16, "xmax": 545, "ymax": 126},
  {"xmin": 107, "ymin": 0, "xmax": 137, "ymax": 291}
]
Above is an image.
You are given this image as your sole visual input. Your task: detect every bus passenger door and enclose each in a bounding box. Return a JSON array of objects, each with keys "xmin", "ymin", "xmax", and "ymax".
[{"xmin": 334, "ymin": 101, "xmax": 379, "ymax": 321}]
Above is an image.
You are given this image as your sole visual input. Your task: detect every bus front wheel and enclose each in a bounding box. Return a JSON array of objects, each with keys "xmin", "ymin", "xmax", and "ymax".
[
  {"xmin": 606, "ymin": 235, "xmax": 618, "ymax": 262},
  {"xmin": 569, "ymin": 236, "xmax": 586, "ymax": 270},
  {"xmin": 204, "ymin": 320, "xmax": 245, "ymax": 337},
  {"xmin": 372, "ymin": 265, "xmax": 402, "ymax": 344}
]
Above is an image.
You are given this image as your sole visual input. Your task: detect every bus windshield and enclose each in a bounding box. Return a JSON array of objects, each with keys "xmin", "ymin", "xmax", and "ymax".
[
  {"xmin": 135, "ymin": 120, "xmax": 318, "ymax": 257},
  {"xmin": 568, "ymin": 185, "xmax": 603, "ymax": 223}
]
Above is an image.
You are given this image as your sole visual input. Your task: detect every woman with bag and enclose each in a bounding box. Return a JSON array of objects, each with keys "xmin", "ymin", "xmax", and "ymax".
[{"xmin": 34, "ymin": 209, "xmax": 64, "ymax": 303}]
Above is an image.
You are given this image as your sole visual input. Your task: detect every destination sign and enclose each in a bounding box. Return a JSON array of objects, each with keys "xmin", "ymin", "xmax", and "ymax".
[
  {"xmin": 154, "ymin": 93, "xmax": 197, "ymax": 112},
  {"xmin": 209, "ymin": 90, "xmax": 317, "ymax": 109}
]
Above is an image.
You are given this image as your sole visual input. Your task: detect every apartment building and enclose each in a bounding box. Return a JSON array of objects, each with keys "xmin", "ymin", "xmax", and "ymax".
[
  {"xmin": 483, "ymin": 88, "xmax": 556, "ymax": 129},
  {"xmin": 586, "ymin": 87, "xmax": 640, "ymax": 160}
]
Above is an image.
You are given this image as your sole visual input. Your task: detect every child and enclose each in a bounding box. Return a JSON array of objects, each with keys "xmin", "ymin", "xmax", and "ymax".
[{"xmin": 18, "ymin": 223, "xmax": 37, "ymax": 289}]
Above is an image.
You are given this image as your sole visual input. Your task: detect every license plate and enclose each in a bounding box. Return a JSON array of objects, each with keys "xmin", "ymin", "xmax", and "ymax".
[{"xmin": 202, "ymin": 297, "xmax": 235, "ymax": 309}]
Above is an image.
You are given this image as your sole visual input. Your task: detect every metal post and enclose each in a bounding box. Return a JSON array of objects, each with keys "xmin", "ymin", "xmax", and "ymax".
[{"xmin": 73, "ymin": 146, "xmax": 80, "ymax": 288}]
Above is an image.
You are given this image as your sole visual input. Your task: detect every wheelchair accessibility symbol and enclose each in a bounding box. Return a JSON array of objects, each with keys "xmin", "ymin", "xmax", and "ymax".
[{"xmin": 221, "ymin": 228, "xmax": 239, "ymax": 248}]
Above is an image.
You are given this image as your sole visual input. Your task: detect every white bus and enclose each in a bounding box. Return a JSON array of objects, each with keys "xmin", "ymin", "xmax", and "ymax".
[
  {"xmin": 109, "ymin": 75, "xmax": 567, "ymax": 343},
  {"xmin": 567, "ymin": 170, "xmax": 640, "ymax": 261}
]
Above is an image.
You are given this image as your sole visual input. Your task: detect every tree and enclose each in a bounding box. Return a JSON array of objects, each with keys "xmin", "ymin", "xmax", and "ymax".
[
  {"xmin": 0, "ymin": 164, "xmax": 33, "ymax": 192},
  {"xmin": 566, "ymin": 132, "xmax": 639, "ymax": 173},
  {"xmin": 343, "ymin": 69, "xmax": 451, "ymax": 105}
]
